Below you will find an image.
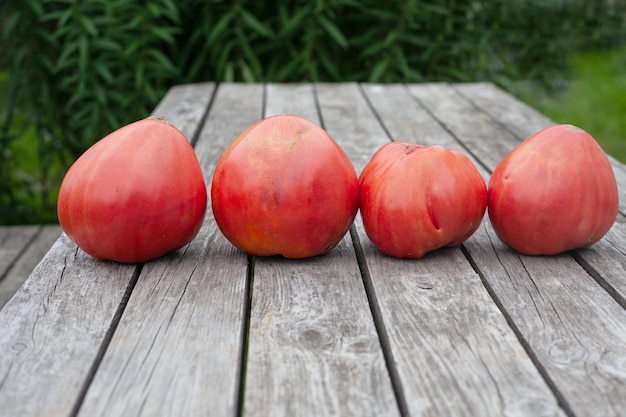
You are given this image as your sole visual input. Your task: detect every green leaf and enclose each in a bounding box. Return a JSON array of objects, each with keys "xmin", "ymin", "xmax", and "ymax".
[
  {"xmin": 239, "ymin": 60, "xmax": 256, "ymax": 83},
  {"xmin": 318, "ymin": 15, "xmax": 349, "ymax": 49},
  {"xmin": 319, "ymin": 52, "xmax": 341, "ymax": 80},
  {"xmin": 146, "ymin": 49, "xmax": 177, "ymax": 74},
  {"xmin": 149, "ymin": 25, "xmax": 178, "ymax": 45},
  {"xmin": 159, "ymin": 0, "xmax": 181, "ymax": 23},
  {"xmin": 93, "ymin": 61, "xmax": 114, "ymax": 84},
  {"xmin": 54, "ymin": 41, "xmax": 78, "ymax": 72},
  {"xmin": 238, "ymin": 7, "xmax": 274, "ymax": 38},
  {"xmin": 368, "ymin": 59, "xmax": 389, "ymax": 82},
  {"xmin": 208, "ymin": 11, "xmax": 234, "ymax": 44},
  {"xmin": 78, "ymin": 35, "xmax": 89, "ymax": 77},
  {"xmin": 80, "ymin": 16, "xmax": 99, "ymax": 37},
  {"xmin": 279, "ymin": 5, "xmax": 311, "ymax": 37},
  {"xmin": 92, "ymin": 38, "xmax": 122, "ymax": 52}
]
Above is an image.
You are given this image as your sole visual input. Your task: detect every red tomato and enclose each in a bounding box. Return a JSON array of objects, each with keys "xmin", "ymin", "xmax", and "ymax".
[
  {"xmin": 359, "ymin": 142, "xmax": 487, "ymax": 258},
  {"xmin": 211, "ymin": 114, "xmax": 359, "ymax": 258},
  {"xmin": 57, "ymin": 116, "xmax": 207, "ymax": 263},
  {"xmin": 488, "ymin": 124, "xmax": 618, "ymax": 255}
]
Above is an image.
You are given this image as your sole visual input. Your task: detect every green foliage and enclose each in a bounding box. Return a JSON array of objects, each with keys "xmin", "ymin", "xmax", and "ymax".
[
  {"xmin": 514, "ymin": 46, "xmax": 626, "ymax": 163},
  {"xmin": 1, "ymin": 0, "xmax": 625, "ymax": 224}
]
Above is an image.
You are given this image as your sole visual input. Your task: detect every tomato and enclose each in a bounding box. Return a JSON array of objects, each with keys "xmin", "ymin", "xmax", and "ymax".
[
  {"xmin": 57, "ymin": 116, "xmax": 207, "ymax": 263},
  {"xmin": 488, "ymin": 124, "xmax": 618, "ymax": 255},
  {"xmin": 359, "ymin": 142, "xmax": 487, "ymax": 258},
  {"xmin": 211, "ymin": 114, "xmax": 359, "ymax": 258}
]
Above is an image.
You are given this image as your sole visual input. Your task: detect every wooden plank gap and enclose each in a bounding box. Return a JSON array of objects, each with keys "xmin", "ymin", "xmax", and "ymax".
[
  {"xmin": 405, "ymin": 83, "xmax": 494, "ymax": 175},
  {"xmin": 312, "ymin": 83, "xmax": 325, "ymax": 130},
  {"xmin": 262, "ymin": 83, "xmax": 268, "ymax": 118},
  {"xmin": 68, "ymin": 264, "xmax": 144, "ymax": 417},
  {"xmin": 0, "ymin": 226, "xmax": 42, "ymax": 283},
  {"xmin": 570, "ymin": 251, "xmax": 626, "ymax": 310},
  {"xmin": 189, "ymin": 84, "xmax": 219, "ymax": 148},
  {"xmin": 451, "ymin": 84, "xmax": 529, "ymax": 146},
  {"xmin": 235, "ymin": 255, "xmax": 255, "ymax": 417},
  {"xmin": 356, "ymin": 83, "xmax": 394, "ymax": 142},
  {"xmin": 459, "ymin": 245, "xmax": 577, "ymax": 417},
  {"xmin": 348, "ymin": 226, "xmax": 409, "ymax": 417}
]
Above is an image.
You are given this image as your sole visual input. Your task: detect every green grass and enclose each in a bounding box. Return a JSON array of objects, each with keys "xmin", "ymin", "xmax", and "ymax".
[{"xmin": 512, "ymin": 46, "xmax": 626, "ymax": 162}]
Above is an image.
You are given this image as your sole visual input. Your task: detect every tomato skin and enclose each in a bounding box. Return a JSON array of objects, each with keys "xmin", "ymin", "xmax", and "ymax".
[
  {"xmin": 211, "ymin": 114, "xmax": 359, "ymax": 258},
  {"xmin": 359, "ymin": 142, "xmax": 487, "ymax": 259},
  {"xmin": 488, "ymin": 124, "xmax": 618, "ymax": 255},
  {"xmin": 57, "ymin": 116, "xmax": 207, "ymax": 263}
]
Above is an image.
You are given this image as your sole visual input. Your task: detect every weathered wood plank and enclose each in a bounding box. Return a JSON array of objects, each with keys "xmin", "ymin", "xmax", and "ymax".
[
  {"xmin": 0, "ymin": 82, "xmax": 215, "ymax": 417},
  {"xmin": 464, "ymin": 222, "xmax": 626, "ymax": 417},
  {"xmin": 0, "ymin": 234, "xmax": 137, "ymax": 417},
  {"xmin": 76, "ymin": 83, "xmax": 258, "ymax": 417},
  {"xmin": 454, "ymin": 82, "xmax": 626, "ymax": 308},
  {"xmin": 409, "ymin": 82, "xmax": 626, "ymax": 417},
  {"xmin": 0, "ymin": 225, "xmax": 40, "ymax": 281},
  {"xmin": 247, "ymin": 240, "xmax": 399, "ymax": 417},
  {"xmin": 0, "ymin": 225, "xmax": 62, "ymax": 309},
  {"xmin": 242, "ymin": 83, "xmax": 400, "ymax": 417},
  {"xmin": 151, "ymin": 82, "xmax": 216, "ymax": 142},
  {"xmin": 265, "ymin": 83, "xmax": 319, "ymax": 121},
  {"xmin": 455, "ymin": 81, "xmax": 626, "ymax": 215},
  {"xmin": 453, "ymin": 82, "xmax": 555, "ymax": 138},
  {"xmin": 352, "ymin": 83, "xmax": 564, "ymax": 417}
]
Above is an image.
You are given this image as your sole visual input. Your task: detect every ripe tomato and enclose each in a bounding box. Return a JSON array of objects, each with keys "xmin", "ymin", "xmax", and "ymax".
[
  {"xmin": 211, "ymin": 114, "xmax": 359, "ymax": 258},
  {"xmin": 57, "ymin": 116, "xmax": 207, "ymax": 263},
  {"xmin": 488, "ymin": 124, "xmax": 618, "ymax": 255},
  {"xmin": 359, "ymin": 142, "xmax": 487, "ymax": 258}
]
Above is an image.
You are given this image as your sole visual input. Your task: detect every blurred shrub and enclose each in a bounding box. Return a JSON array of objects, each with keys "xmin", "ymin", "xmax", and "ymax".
[{"xmin": 1, "ymin": 0, "xmax": 624, "ymax": 224}]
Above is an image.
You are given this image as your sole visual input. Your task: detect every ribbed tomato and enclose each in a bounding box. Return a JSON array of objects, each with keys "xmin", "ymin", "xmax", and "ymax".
[
  {"xmin": 488, "ymin": 124, "xmax": 618, "ymax": 255},
  {"xmin": 211, "ymin": 114, "xmax": 359, "ymax": 258},
  {"xmin": 57, "ymin": 116, "xmax": 207, "ymax": 263},
  {"xmin": 359, "ymin": 142, "xmax": 487, "ymax": 258}
]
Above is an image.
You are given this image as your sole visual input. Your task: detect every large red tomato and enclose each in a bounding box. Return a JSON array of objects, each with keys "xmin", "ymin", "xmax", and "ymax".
[
  {"xmin": 211, "ymin": 114, "xmax": 359, "ymax": 258},
  {"xmin": 57, "ymin": 116, "xmax": 207, "ymax": 263},
  {"xmin": 488, "ymin": 124, "xmax": 618, "ymax": 255},
  {"xmin": 359, "ymin": 142, "xmax": 487, "ymax": 258}
]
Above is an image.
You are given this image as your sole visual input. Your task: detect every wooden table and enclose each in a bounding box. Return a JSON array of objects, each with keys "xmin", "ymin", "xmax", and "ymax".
[{"xmin": 1, "ymin": 83, "xmax": 625, "ymax": 417}]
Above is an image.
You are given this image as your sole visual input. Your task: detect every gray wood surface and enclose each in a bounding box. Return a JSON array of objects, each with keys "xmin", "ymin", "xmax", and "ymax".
[
  {"xmin": 0, "ymin": 82, "xmax": 215, "ymax": 417},
  {"xmin": 0, "ymin": 225, "xmax": 41, "ymax": 308},
  {"xmin": 455, "ymin": 81, "xmax": 626, "ymax": 307},
  {"xmin": 77, "ymin": 83, "xmax": 257, "ymax": 417},
  {"xmin": 318, "ymin": 83, "xmax": 563, "ymax": 417},
  {"xmin": 241, "ymin": 84, "xmax": 399, "ymax": 417},
  {"xmin": 0, "ymin": 225, "xmax": 62, "ymax": 309},
  {"xmin": 0, "ymin": 225, "xmax": 40, "ymax": 280},
  {"xmin": 407, "ymin": 82, "xmax": 626, "ymax": 417},
  {"xmin": 1, "ymin": 83, "xmax": 624, "ymax": 417},
  {"xmin": 359, "ymin": 83, "xmax": 565, "ymax": 417},
  {"xmin": 0, "ymin": 234, "xmax": 137, "ymax": 417}
]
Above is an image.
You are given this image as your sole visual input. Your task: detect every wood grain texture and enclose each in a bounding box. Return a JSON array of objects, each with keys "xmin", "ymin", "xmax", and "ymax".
[
  {"xmin": 76, "ymin": 83, "xmax": 261, "ymax": 417},
  {"xmin": 0, "ymin": 225, "xmax": 40, "ymax": 281},
  {"xmin": 455, "ymin": 82, "xmax": 626, "ymax": 306},
  {"xmin": 246, "ymin": 238, "xmax": 399, "ymax": 417},
  {"xmin": 2, "ymin": 83, "xmax": 626, "ymax": 417},
  {"xmin": 463, "ymin": 222, "xmax": 626, "ymax": 417},
  {"xmin": 241, "ymin": 83, "xmax": 399, "ymax": 417},
  {"xmin": 0, "ymin": 234, "xmax": 137, "ymax": 417},
  {"xmin": 315, "ymin": 83, "xmax": 391, "ymax": 174},
  {"xmin": 410, "ymin": 83, "xmax": 626, "ymax": 417},
  {"xmin": 0, "ymin": 82, "xmax": 216, "ymax": 417},
  {"xmin": 151, "ymin": 82, "xmax": 216, "ymax": 142},
  {"xmin": 407, "ymin": 82, "xmax": 521, "ymax": 171},
  {"xmin": 0, "ymin": 225, "xmax": 62, "ymax": 309},
  {"xmin": 358, "ymin": 83, "xmax": 564, "ymax": 417},
  {"xmin": 455, "ymin": 81, "xmax": 626, "ymax": 212},
  {"xmin": 265, "ymin": 83, "xmax": 319, "ymax": 121}
]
